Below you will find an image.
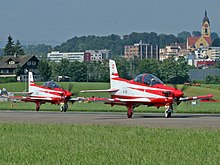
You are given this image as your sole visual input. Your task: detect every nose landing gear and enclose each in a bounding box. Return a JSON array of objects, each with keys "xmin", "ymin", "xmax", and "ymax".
[
  {"xmin": 60, "ymin": 103, "xmax": 68, "ymax": 112},
  {"xmin": 165, "ymin": 105, "xmax": 173, "ymax": 118}
]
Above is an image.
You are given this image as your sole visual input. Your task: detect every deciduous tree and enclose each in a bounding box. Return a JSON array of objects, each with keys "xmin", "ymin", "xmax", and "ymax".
[
  {"xmin": 37, "ymin": 60, "xmax": 52, "ymax": 81},
  {"xmin": 177, "ymin": 31, "xmax": 191, "ymax": 42}
]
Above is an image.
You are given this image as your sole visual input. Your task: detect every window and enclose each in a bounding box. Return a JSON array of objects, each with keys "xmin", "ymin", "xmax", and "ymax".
[
  {"xmin": 44, "ymin": 81, "xmax": 60, "ymax": 89},
  {"xmin": 32, "ymin": 61, "xmax": 36, "ymax": 65},
  {"xmin": 133, "ymin": 74, "xmax": 164, "ymax": 86},
  {"xmin": 27, "ymin": 61, "xmax": 31, "ymax": 65},
  {"xmin": 8, "ymin": 61, "xmax": 15, "ymax": 65}
]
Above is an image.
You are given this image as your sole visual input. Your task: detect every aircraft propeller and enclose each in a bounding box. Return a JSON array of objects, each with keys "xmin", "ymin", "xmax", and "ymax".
[
  {"xmin": 171, "ymin": 84, "xmax": 189, "ymax": 108},
  {"xmin": 68, "ymin": 83, "xmax": 80, "ymax": 97},
  {"xmin": 68, "ymin": 83, "xmax": 73, "ymax": 92}
]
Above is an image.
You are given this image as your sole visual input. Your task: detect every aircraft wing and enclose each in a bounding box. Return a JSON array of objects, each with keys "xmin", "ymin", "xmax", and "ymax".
[
  {"xmin": 179, "ymin": 94, "xmax": 213, "ymax": 101},
  {"xmin": 24, "ymin": 97, "xmax": 53, "ymax": 101},
  {"xmin": 69, "ymin": 97, "xmax": 87, "ymax": 103}
]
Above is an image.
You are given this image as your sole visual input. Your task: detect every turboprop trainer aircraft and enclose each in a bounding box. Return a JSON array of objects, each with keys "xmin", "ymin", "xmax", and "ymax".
[
  {"xmin": 81, "ymin": 60, "xmax": 213, "ymax": 118},
  {"xmin": 13, "ymin": 72, "xmax": 81, "ymax": 112}
]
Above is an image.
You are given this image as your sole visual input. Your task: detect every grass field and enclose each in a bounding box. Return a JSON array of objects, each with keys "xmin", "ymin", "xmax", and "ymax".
[
  {"xmin": 0, "ymin": 82, "xmax": 220, "ymax": 113},
  {"xmin": 0, "ymin": 83, "xmax": 220, "ymax": 164},
  {"xmin": 0, "ymin": 123, "xmax": 220, "ymax": 165}
]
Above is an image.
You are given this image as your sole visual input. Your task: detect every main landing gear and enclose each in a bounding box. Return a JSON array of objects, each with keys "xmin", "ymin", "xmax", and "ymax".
[
  {"xmin": 165, "ymin": 105, "xmax": 173, "ymax": 118},
  {"xmin": 126, "ymin": 104, "xmax": 134, "ymax": 118},
  {"xmin": 35, "ymin": 101, "xmax": 41, "ymax": 111},
  {"xmin": 60, "ymin": 103, "xmax": 68, "ymax": 112},
  {"xmin": 126, "ymin": 103, "xmax": 174, "ymax": 118}
]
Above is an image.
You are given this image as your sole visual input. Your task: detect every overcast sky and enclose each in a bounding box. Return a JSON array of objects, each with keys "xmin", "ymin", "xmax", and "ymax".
[{"xmin": 0, "ymin": 0, "xmax": 220, "ymax": 45}]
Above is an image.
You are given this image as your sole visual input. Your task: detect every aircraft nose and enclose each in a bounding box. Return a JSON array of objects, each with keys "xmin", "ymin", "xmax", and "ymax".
[
  {"xmin": 175, "ymin": 90, "xmax": 184, "ymax": 98},
  {"xmin": 66, "ymin": 91, "xmax": 72, "ymax": 97}
]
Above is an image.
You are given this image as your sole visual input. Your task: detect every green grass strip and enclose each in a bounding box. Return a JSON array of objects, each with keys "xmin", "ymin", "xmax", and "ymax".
[{"xmin": 0, "ymin": 123, "xmax": 219, "ymax": 165}]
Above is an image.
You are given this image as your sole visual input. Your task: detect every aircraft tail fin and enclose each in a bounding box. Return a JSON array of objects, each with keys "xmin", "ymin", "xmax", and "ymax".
[
  {"xmin": 80, "ymin": 60, "xmax": 120, "ymax": 93},
  {"xmin": 109, "ymin": 60, "xmax": 119, "ymax": 89},
  {"xmin": 28, "ymin": 72, "xmax": 35, "ymax": 92}
]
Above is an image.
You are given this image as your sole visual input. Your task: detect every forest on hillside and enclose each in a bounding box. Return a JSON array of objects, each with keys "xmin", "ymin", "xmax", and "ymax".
[
  {"xmin": 0, "ymin": 31, "xmax": 219, "ymax": 57},
  {"xmin": 54, "ymin": 31, "xmax": 219, "ymax": 56}
]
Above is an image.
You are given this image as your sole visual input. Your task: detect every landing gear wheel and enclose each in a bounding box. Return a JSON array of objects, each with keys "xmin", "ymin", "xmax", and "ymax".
[
  {"xmin": 165, "ymin": 111, "xmax": 172, "ymax": 118},
  {"xmin": 164, "ymin": 105, "xmax": 173, "ymax": 118},
  {"xmin": 36, "ymin": 107, "xmax": 40, "ymax": 111},
  {"xmin": 60, "ymin": 104, "xmax": 68, "ymax": 112},
  {"xmin": 127, "ymin": 112, "xmax": 133, "ymax": 118},
  {"xmin": 60, "ymin": 106, "xmax": 64, "ymax": 112}
]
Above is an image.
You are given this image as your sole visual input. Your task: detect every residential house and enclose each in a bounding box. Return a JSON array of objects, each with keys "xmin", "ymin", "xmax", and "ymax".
[{"xmin": 0, "ymin": 55, "xmax": 39, "ymax": 81}]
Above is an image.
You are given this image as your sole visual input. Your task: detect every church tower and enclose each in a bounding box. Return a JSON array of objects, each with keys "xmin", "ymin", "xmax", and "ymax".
[{"xmin": 201, "ymin": 10, "xmax": 211, "ymax": 37}]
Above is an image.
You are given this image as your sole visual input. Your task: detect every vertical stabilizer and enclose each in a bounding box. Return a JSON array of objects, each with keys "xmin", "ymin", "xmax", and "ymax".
[
  {"xmin": 28, "ymin": 72, "xmax": 34, "ymax": 92},
  {"xmin": 109, "ymin": 60, "xmax": 119, "ymax": 89}
]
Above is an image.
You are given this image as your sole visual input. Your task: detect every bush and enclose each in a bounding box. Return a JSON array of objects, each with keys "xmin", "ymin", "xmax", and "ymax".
[
  {"xmin": 0, "ymin": 77, "xmax": 16, "ymax": 83},
  {"xmin": 205, "ymin": 75, "xmax": 220, "ymax": 84}
]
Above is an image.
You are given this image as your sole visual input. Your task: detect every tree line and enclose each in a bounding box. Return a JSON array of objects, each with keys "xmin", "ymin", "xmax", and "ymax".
[
  {"xmin": 38, "ymin": 56, "xmax": 190, "ymax": 84},
  {"xmin": 1, "ymin": 31, "xmax": 220, "ymax": 57},
  {"xmin": 54, "ymin": 31, "xmax": 220, "ymax": 56},
  {"xmin": 1, "ymin": 34, "xmax": 220, "ymax": 84}
]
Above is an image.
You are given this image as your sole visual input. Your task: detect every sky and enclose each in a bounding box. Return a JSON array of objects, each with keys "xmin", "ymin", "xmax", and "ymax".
[{"xmin": 0, "ymin": 0, "xmax": 220, "ymax": 46}]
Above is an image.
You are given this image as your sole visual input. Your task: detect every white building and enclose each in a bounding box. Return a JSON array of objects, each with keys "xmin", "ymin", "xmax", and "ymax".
[
  {"xmin": 86, "ymin": 50, "xmax": 102, "ymax": 61},
  {"xmin": 194, "ymin": 47, "xmax": 220, "ymax": 60},
  {"xmin": 124, "ymin": 41, "xmax": 159, "ymax": 60},
  {"xmin": 47, "ymin": 51, "xmax": 85, "ymax": 62},
  {"xmin": 194, "ymin": 48, "xmax": 208, "ymax": 59},
  {"xmin": 86, "ymin": 49, "xmax": 111, "ymax": 62},
  {"xmin": 208, "ymin": 47, "xmax": 220, "ymax": 60}
]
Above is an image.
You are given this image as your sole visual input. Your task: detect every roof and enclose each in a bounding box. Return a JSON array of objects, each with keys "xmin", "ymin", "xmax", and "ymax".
[
  {"xmin": 0, "ymin": 55, "xmax": 38, "ymax": 69},
  {"xmin": 187, "ymin": 37, "xmax": 200, "ymax": 47},
  {"xmin": 204, "ymin": 37, "xmax": 212, "ymax": 45},
  {"xmin": 187, "ymin": 36, "xmax": 212, "ymax": 47}
]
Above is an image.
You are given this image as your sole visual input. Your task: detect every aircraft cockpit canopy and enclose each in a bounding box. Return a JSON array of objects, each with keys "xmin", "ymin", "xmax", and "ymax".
[
  {"xmin": 44, "ymin": 81, "xmax": 60, "ymax": 89},
  {"xmin": 133, "ymin": 74, "xmax": 164, "ymax": 86}
]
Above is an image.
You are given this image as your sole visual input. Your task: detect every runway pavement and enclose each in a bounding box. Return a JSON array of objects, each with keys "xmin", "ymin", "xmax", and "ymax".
[{"xmin": 0, "ymin": 110, "xmax": 220, "ymax": 128}]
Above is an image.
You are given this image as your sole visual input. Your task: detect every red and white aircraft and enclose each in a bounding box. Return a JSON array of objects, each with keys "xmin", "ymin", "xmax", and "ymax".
[
  {"xmin": 82, "ymin": 60, "xmax": 213, "ymax": 118},
  {"xmin": 13, "ymin": 72, "xmax": 81, "ymax": 112}
]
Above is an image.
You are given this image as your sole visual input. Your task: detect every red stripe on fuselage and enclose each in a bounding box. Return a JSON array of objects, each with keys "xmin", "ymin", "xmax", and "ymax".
[
  {"xmin": 112, "ymin": 77, "xmax": 167, "ymax": 89},
  {"xmin": 30, "ymin": 83, "xmax": 65, "ymax": 96},
  {"xmin": 128, "ymin": 87, "xmax": 165, "ymax": 96},
  {"xmin": 38, "ymin": 90, "xmax": 63, "ymax": 96}
]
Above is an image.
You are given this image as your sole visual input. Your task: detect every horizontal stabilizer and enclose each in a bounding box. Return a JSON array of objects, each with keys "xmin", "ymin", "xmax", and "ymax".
[
  {"xmin": 81, "ymin": 88, "xmax": 118, "ymax": 93},
  {"xmin": 23, "ymin": 97, "xmax": 53, "ymax": 101},
  {"xmin": 7, "ymin": 96, "xmax": 53, "ymax": 101},
  {"xmin": 108, "ymin": 97, "xmax": 151, "ymax": 103},
  {"xmin": 86, "ymin": 97, "xmax": 151, "ymax": 103}
]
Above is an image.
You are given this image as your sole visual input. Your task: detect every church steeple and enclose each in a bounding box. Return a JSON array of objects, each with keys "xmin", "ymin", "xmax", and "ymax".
[{"xmin": 202, "ymin": 10, "xmax": 211, "ymax": 37}]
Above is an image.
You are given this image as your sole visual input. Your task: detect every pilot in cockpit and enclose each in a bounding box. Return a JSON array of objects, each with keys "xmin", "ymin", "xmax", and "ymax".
[
  {"xmin": 150, "ymin": 78, "xmax": 155, "ymax": 86},
  {"xmin": 134, "ymin": 74, "xmax": 164, "ymax": 86},
  {"xmin": 44, "ymin": 80, "xmax": 59, "ymax": 89}
]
